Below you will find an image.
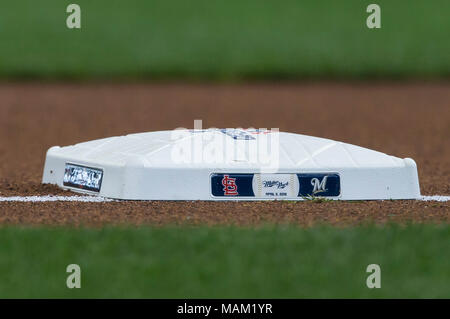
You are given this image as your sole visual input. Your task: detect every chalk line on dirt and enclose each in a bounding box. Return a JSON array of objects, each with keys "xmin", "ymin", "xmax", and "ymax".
[
  {"xmin": 0, "ymin": 195, "xmax": 449, "ymax": 202},
  {"xmin": 0, "ymin": 195, "xmax": 114, "ymax": 202},
  {"xmin": 418, "ymin": 195, "xmax": 450, "ymax": 202}
]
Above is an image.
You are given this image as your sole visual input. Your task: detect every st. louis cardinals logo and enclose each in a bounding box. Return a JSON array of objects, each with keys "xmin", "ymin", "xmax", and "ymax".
[{"xmin": 222, "ymin": 175, "xmax": 238, "ymax": 196}]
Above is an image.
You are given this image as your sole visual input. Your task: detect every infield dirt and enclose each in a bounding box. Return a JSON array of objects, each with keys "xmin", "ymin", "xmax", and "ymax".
[{"xmin": 0, "ymin": 82, "xmax": 448, "ymax": 226}]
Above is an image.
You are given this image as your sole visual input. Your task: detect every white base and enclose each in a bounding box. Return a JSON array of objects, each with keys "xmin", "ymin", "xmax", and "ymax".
[{"xmin": 42, "ymin": 130, "xmax": 421, "ymax": 200}]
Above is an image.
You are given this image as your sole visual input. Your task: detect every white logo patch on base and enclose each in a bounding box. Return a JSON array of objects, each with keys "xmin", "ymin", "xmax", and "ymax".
[{"xmin": 253, "ymin": 174, "xmax": 298, "ymax": 198}]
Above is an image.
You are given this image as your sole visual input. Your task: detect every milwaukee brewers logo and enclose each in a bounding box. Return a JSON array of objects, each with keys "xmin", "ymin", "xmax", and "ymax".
[
  {"xmin": 311, "ymin": 176, "xmax": 328, "ymax": 194},
  {"xmin": 222, "ymin": 175, "xmax": 238, "ymax": 196}
]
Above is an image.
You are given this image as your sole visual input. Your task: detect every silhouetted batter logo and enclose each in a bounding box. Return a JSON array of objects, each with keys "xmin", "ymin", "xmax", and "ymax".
[{"xmin": 222, "ymin": 175, "xmax": 238, "ymax": 196}]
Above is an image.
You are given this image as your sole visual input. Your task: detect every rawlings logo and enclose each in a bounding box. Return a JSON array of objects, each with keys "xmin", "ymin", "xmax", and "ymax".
[
  {"xmin": 262, "ymin": 181, "xmax": 289, "ymax": 189},
  {"xmin": 222, "ymin": 175, "xmax": 238, "ymax": 196}
]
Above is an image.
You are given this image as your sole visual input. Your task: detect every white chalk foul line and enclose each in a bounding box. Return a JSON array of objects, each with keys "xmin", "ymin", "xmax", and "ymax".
[
  {"xmin": 0, "ymin": 195, "xmax": 114, "ymax": 202},
  {"xmin": 418, "ymin": 195, "xmax": 450, "ymax": 202},
  {"xmin": 0, "ymin": 195, "xmax": 448, "ymax": 202}
]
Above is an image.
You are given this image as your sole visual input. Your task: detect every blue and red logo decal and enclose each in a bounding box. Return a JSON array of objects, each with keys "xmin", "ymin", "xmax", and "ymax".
[
  {"xmin": 211, "ymin": 174, "xmax": 255, "ymax": 197},
  {"xmin": 211, "ymin": 173, "xmax": 340, "ymax": 197}
]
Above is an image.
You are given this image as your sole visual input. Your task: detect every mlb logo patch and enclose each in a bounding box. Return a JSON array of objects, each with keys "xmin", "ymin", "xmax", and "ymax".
[{"xmin": 220, "ymin": 129, "xmax": 256, "ymax": 140}]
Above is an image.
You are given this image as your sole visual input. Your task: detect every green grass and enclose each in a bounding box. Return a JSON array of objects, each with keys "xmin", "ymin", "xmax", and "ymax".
[
  {"xmin": 0, "ymin": 0, "xmax": 449, "ymax": 80},
  {"xmin": 0, "ymin": 225, "xmax": 449, "ymax": 298}
]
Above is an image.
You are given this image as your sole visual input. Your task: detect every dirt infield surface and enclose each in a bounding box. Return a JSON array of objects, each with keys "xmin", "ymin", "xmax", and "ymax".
[{"xmin": 0, "ymin": 82, "xmax": 449, "ymax": 226}]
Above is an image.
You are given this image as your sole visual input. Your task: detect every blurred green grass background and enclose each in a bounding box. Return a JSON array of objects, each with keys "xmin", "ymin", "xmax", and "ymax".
[
  {"xmin": 0, "ymin": 225, "xmax": 449, "ymax": 298},
  {"xmin": 0, "ymin": 0, "xmax": 449, "ymax": 80}
]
